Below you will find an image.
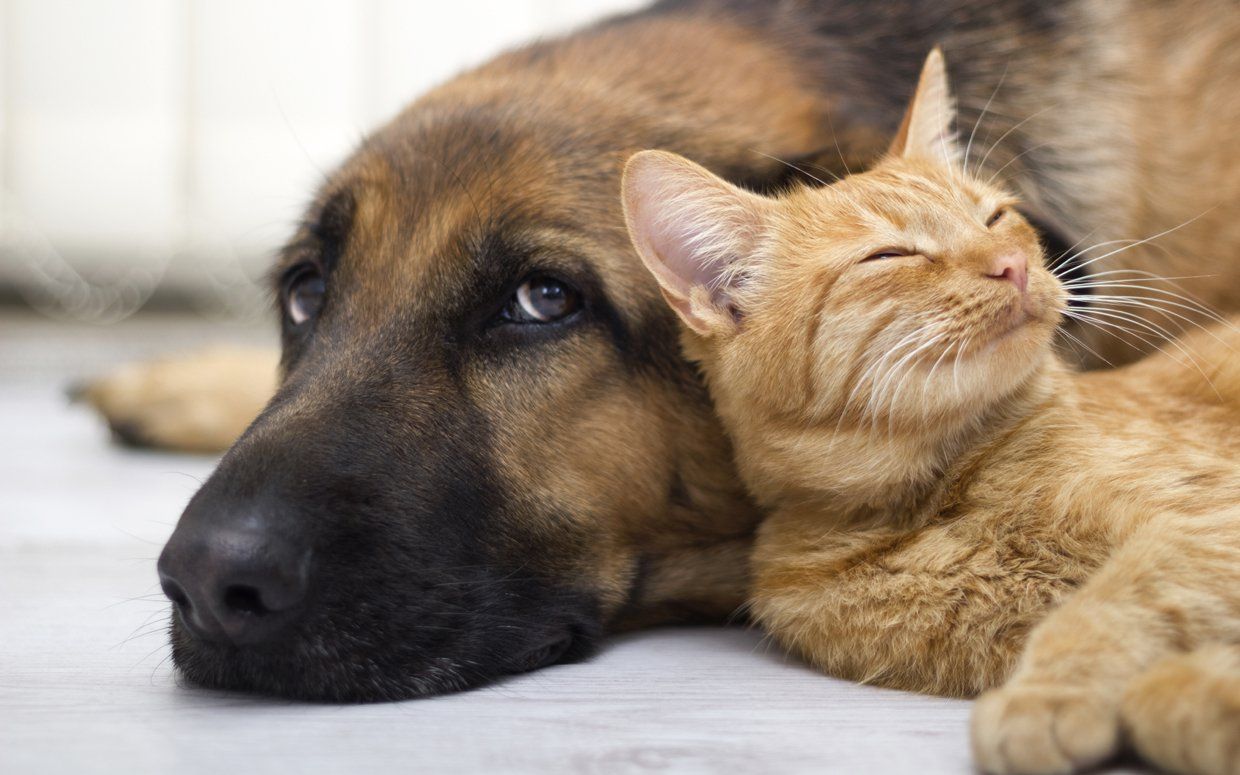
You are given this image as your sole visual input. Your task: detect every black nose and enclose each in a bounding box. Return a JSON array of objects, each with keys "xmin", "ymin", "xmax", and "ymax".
[{"xmin": 158, "ymin": 520, "xmax": 311, "ymax": 646}]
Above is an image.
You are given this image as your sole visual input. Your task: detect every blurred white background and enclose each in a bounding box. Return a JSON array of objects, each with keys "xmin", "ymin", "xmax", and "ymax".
[{"xmin": 0, "ymin": 0, "xmax": 644, "ymax": 322}]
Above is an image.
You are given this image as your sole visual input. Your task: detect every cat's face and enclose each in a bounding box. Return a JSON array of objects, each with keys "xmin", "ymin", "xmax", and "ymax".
[
  {"xmin": 737, "ymin": 159, "xmax": 1064, "ymax": 425},
  {"xmin": 623, "ymin": 49, "xmax": 1066, "ymax": 435}
]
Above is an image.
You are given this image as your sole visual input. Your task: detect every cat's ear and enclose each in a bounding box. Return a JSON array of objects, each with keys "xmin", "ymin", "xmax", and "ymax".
[
  {"xmin": 622, "ymin": 150, "xmax": 772, "ymax": 336},
  {"xmin": 888, "ymin": 48, "xmax": 962, "ymax": 168}
]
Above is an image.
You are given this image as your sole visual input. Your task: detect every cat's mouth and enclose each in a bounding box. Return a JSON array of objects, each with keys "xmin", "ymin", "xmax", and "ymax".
[
  {"xmin": 969, "ymin": 300, "xmax": 1048, "ymax": 358},
  {"xmin": 998, "ymin": 305, "xmax": 1035, "ymax": 338}
]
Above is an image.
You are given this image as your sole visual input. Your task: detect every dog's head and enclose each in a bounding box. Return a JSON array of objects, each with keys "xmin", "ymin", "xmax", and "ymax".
[{"xmin": 155, "ymin": 15, "xmax": 844, "ymax": 701}]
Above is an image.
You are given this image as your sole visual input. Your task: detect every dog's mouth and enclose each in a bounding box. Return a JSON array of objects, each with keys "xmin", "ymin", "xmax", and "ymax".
[
  {"xmin": 510, "ymin": 631, "xmax": 577, "ymax": 673},
  {"xmin": 168, "ymin": 607, "xmax": 597, "ymax": 702},
  {"xmin": 170, "ymin": 622, "xmax": 479, "ymax": 701}
]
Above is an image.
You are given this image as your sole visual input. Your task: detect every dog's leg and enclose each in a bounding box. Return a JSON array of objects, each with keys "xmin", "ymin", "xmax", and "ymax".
[{"xmin": 74, "ymin": 346, "xmax": 278, "ymax": 453}]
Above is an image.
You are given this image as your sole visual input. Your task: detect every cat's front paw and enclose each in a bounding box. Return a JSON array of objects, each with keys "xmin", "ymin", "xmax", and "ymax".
[{"xmin": 971, "ymin": 683, "xmax": 1121, "ymax": 775}]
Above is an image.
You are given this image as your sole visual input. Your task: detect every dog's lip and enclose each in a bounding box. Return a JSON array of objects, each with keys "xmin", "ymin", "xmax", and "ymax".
[
  {"xmin": 167, "ymin": 603, "xmax": 599, "ymax": 701},
  {"xmin": 510, "ymin": 631, "xmax": 575, "ymax": 673}
]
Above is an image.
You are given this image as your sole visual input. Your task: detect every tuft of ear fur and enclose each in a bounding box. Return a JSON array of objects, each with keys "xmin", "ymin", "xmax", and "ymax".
[
  {"xmin": 888, "ymin": 48, "xmax": 962, "ymax": 168},
  {"xmin": 622, "ymin": 150, "xmax": 772, "ymax": 336}
]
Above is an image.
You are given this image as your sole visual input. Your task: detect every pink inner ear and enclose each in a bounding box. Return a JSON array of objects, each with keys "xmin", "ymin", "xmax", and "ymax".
[
  {"xmin": 626, "ymin": 159, "xmax": 740, "ymax": 304},
  {"xmin": 624, "ymin": 151, "xmax": 767, "ymax": 335},
  {"xmin": 645, "ymin": 206, "xmax": 732, "ymax": 296}
]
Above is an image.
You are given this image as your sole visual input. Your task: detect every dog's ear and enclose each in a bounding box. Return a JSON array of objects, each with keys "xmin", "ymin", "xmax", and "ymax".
[
  {"xmin": 888, "ymin": 47, "xmax": 961, "ymax": 168},
  {"xmin": 622, "ymin": 150, "xmax": 772, "ymax": 337}
]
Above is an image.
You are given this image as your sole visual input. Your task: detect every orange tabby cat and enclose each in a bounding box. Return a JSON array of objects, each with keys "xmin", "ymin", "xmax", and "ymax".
[{"xmin": 622, "ymin": 50, "xmax": 1240, "ymax": 775}]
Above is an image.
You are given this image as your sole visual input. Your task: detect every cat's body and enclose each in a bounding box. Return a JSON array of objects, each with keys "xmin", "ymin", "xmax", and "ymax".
[
  {"xmin": 751, "ymin": 319, "xmax": 1240, "ymax": 694},
  {"xmin": 623, "ymin": 51, "xmax": 1240, "ymax": 775}
]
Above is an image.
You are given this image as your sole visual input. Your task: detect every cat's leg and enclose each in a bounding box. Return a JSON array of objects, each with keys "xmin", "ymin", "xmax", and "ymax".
[
  {"xmin": 971, "ymin": 515, "xmax": 1240, "ymax": 775},
  {"xmin": 749, "ymin": 506, "xmax": 1073, "ymax": 697},
  {"xmin": 1121, "ymin": 644, "xmax": 1240, "ymax": 775},
  {"xmin": 74, "ymin": 346, "xmax": 278, "ymax": 453}
]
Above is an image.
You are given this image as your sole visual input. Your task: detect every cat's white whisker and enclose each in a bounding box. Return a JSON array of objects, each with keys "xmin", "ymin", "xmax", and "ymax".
[
  {"xmin": 825, "ymin": 324, "xmax": 931, "ymax": 449},
  {"xmin": 1061, "ymin": 211, "xmax": 1212, "ymax": 277},
  {"xmin": 861, "ymin": 327, "xmax": 934, "ymax": 433},
  {"xmin": 1049, "ymin": 238, "xmax": 1140, "ymax": 277},
  {"xmin": 847, "ymin": 326, "xmax": 928, "ymax": 418},
  {"xmin": 1061, "ymin": 309, "xmax": 1182, "ymax": 367},
  {"xmin": 985, "ymin": 141, "xmax": 1053, "ymax": 187},
  {"xmin": 962, "ymin": 64, "xmax": 1010, "ymax": 177},
  {"xmin": 1086, "ymin": 298, "xmax": 1240, "ymax": 369},
  {"xmin": 865, "ymin": 336, "xmax": 929, "ymax": 434},
  {"xmin": 888, "ymin": 335, "xmax": 949, "ymax": 437},
  {"xmin": 1044, "ymin": 227, "xmax": 1102, "ymax": 274},
  {"xmin": 1062, "ymin": 269, "xmax": 1223, "ymax": 322},
  {"xmin": 924, "ymin": 339, "xmax": 959, "ymax": 409},
  {"xmin": 876, "ymin": 331, "xmax": 947, "ymax": 439},
  {"xmin": 824, "ymin": 104, "xmax": 853, "ymax": 178},
  {"xmin": 1086, "ymin": 294, "xmax": 1239, "ymax": 342},
  {"xmin": 974, "ymin": 105, "xmax": 1054, "ymax": 178},
  {"xmin": 1067, "ymin": 306, "xmax": 1221, "ymax": 397},
  {"xmin": 749, "ymin": 149, "xmax": 836, "ymax": 187},
  {"xmin": 1074, "ymin": 284, "xmax": 1234, "ymax": 326},
  {"xmin": 1055, "ymin": 325, "xmax": 1114, "ymax": 368},
  {"xmin": 951, "ymin": 331, "xmax": 972, "ymax": 398},
  {"xmin": 1061, "ymin": 269, "xmax": 1216, "ymax": 286}
]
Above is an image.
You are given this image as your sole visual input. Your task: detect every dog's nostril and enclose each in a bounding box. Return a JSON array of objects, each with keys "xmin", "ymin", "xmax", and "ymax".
[
  {"xmin": 159, "ymin": 523, "xmax": 310, "ymax": 644},
  {"xmin": 161, "ymin": 578, "xmax": 192, "ymax": 611},
  {"xmin": 223, "ymin": 584, "xmax": 270, "ymax": 617}
]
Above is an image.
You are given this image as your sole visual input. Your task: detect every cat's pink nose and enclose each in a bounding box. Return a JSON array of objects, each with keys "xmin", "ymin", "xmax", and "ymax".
[{"xmin": 985, "ymin": 252, "xmax": 1028, "ymax": 294}]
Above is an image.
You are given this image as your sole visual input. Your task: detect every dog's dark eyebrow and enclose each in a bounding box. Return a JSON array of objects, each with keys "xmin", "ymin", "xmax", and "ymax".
[
  {"xmin": 461, "ymin": 225, "xmax": 588, "ymax": 310},
  {"xmin": 270, "ymin": 191, "xmax": 359, "ymax": 298},
  {"xmin": 309, "ymin": 191, "xmax": 357, "ymax": 274}
]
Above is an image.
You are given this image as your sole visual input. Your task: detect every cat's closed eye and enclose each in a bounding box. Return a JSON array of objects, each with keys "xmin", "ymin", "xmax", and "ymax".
[
  {"xmin": 986, "ymin": 208, "xmax": 1006, "ymax": 227},
  {"xmin": 863, "ymin": 248, "xmax": 913, "ymax": 262}
]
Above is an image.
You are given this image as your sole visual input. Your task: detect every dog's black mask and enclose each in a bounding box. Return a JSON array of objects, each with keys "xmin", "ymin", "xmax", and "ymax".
[
  {"xmin": 156, "ymin": 126, "xmax": 618, "ymax": 700},
  {"xmin": 160, "ymin": 333, "xmax": 602, "ymax": 700}
]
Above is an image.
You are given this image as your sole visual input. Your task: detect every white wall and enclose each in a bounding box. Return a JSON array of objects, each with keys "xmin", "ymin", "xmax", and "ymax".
[{"xmin": 0, "ymin": 0, "xmax": 645, "ymax": 321}]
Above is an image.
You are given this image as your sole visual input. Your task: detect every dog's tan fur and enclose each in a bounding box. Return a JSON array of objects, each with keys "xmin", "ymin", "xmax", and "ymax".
[
  {"xmin": 75, "ymin": 0, "xmax": 1240, "ymax": 717},
  {"xmin": 623, "ymin": 50, "xmax": 1240, "ymax": 775}
]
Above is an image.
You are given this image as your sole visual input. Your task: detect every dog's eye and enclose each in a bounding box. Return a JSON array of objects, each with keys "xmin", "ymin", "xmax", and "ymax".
[
  {"xmin": 503, "ymin": 276, "xmax": 580, "ymax": 324},
  {"xmin": 284, "ymin": 266, "xmax": 325, "ymax": 325},
  {"xmin": 986, "ymin": 208, "xmax": 1006, "ymax": 228}
]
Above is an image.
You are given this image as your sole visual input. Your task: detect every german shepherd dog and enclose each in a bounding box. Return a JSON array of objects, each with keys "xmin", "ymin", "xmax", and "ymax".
[{"xmin": 81, "ymin": 0, "xmax": 1240, "ymax": 702}]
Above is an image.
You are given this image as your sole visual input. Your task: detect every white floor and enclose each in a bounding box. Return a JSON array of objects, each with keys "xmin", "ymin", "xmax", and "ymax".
[{"xmin": 0, "ymin": 310, "xmax": 1148, "ymax": 775}]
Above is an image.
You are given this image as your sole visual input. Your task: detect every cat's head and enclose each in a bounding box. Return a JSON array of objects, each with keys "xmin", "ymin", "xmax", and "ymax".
[{"xmin": 622, "ymin": 49, "xmax": 1066, "ymax": 451}]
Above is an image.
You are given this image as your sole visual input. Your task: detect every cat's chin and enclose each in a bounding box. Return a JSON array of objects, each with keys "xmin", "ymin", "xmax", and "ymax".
[
  {"xmin": 976, "ymin": 294, "xmax": 1060, "ymax": 358},
  {"xmin": 957, "ymin": 316, "xmax": 1056, "ymax": 397}
]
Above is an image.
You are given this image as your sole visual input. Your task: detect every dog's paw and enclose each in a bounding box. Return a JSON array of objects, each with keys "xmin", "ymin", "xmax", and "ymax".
[
  {"xmin": 971, "ymin": 683, "xmax": 1121, "ymax": 775},
  {"xmin": 72, "ymin": 346, "xmax": 278, "ymax": 454}
]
